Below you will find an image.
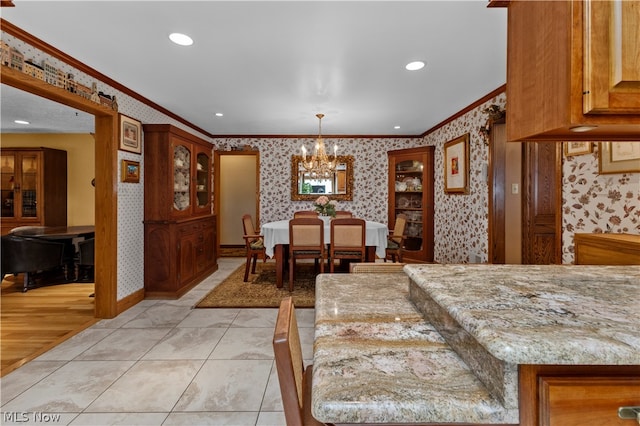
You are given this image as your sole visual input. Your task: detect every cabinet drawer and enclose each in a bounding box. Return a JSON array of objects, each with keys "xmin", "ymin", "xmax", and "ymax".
[{"xmin": 540, "ymin": 376, "xmax": 640, "ymax": 426}]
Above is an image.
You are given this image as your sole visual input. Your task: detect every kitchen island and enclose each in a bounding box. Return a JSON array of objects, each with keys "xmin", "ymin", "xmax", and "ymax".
[{"xmin": 312, "ymin": 265, "xmax": 640, "ymax": 425}]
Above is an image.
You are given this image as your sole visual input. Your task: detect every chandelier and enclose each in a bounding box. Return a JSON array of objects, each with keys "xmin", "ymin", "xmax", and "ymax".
[{"xmin": 300, "ymin": 113, "xmax": 338, "ymax": 178}]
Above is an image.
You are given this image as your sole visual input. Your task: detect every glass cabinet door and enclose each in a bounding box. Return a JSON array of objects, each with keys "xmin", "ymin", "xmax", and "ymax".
[
  {"xmin": 195, "ymin": 151, "xmax": 210, "ymax": 209},
  {"xmin": 20, "ymin": 152, "xmax": 39, "ymax": 218},
  {"xmin": 173, "ymin": 143, "xmax": 191, "ymax": 212},
  {"xmin": 1, "ymin": 153, "xmax": 16, "ymax": 218},
  {"xmin": 394, "ymin": 158, "xmax": 424, "ymax": 252}
]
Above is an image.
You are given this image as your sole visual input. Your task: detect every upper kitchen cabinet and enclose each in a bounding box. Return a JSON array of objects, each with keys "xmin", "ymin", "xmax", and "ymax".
[{"xmin": 506, "ymin": 0, "xmax": 640, "ymax": 141}]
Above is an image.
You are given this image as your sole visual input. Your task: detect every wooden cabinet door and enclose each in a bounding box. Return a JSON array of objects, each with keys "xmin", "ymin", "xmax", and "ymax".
[
  {"xmin": 540, "ymin": 376, "xmax": 640, "ymax": 426},
  {"xmin": 584, "ymin": 0, "xmax": 640, "ymax": 114},
  {"xmin": 197, "ymin": 223, "xmax": 216, "ymax": 273},
  {"xmin": 178, "ymin": 232, "xmax": 197, "ymax": 286}
]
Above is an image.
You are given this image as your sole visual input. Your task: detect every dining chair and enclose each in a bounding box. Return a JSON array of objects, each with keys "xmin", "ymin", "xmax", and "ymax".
[
  {"xmin": 288, "ymin": 217, "xmax": 326, "ymax": 292},
  {"xmin": 385, "ymin": 213, "xmax": 407, "ymax": 262},
  {"xmin": 293, "ymin": 210, "xmax": 319, "ymax": 218},
  {"xmin": 329, "ymin": 217, "xmax": 366, "ymax": 272},
  {"xmin": 242, "ymin": 214, "xmax": 267, "ymax": 281},
  {"xmin": 334, "ymin": 210, "xmax": 353, "ymax": 219},
  {"xmin": 349, "ymin": 262, "xmax": 406, "ymax": 273},
  {"xmin": 273, "ymin": 296, "xmax": 326, "ymax": 426}
]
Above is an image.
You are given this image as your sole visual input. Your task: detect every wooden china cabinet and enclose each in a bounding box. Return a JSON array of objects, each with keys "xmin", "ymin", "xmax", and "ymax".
[
  {"xmin": 143, "ymin": 124, "xmax": 217, "ymax": 298},
  {"xmin": 0, "ymin": 147, "xmax": 67, "ymax": 236},
  {"xmin": 388, "ymin": 146, "xmax": 434, "ymax": 262}
]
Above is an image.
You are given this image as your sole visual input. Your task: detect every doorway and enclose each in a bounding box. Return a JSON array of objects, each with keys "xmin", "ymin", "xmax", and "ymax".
[
  {"xmin": 214, "ymin": 151, "xmax": 260, "ymax": 254},
  {"xmin": 2, "ymin": 69, "xmax": 118, "ymax": 319}
]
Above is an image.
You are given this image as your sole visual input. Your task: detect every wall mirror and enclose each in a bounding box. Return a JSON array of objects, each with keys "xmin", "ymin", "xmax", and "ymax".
[{"xmin": 291, "ymin": 155, "xmax": 354, "ymax": 201}]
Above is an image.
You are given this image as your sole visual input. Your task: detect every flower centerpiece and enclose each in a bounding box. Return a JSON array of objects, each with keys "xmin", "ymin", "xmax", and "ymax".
[{"xmin": 314, "ymin": 195, "xmax": 338, "ymax": 217}]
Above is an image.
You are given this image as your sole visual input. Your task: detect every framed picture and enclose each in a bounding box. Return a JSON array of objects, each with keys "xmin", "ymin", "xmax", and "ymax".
[
  {"xmin": 598, "ymin": 142, "xmax": 640, "ymax": 174},
  {"xmin": 443, "ymin": 133, "xmax": 470, "ymax": 194},
  {"xmin": 564, "ymin": 142, "xmax": 592, "ymax": 156},
  {"xmin": 121, "ymin": 159, "xmax": 140, "ymax": 183},
  {"xmin": 119, "ymin": 114, "xmax": 142, "ymax": 154}
]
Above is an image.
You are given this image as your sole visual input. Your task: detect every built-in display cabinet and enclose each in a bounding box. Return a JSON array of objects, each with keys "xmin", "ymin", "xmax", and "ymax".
[
  {"xmin": 0, "ymin": 147, "xmax": 67, "ymax": 236},
  {"xmin": 387, "ymin": 146, "xmax": 434, "ymax": 262},
  {"xmin": 143, "ymin": 124, "xmax": 217, "ymax": 298}
]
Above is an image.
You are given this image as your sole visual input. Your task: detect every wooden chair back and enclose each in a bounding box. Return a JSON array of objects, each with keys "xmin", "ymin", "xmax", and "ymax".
[
  {"xmin": 334, "ymin": 210, "xmax": 353, "ymax": 219},
  {"xmin": 289, "ymin": 217, "xmax": 324, "ymax": 252},
  {"xmin": 273, "ymin": 297, "xmax": 326, "ymax": 426},
  {"xmin": 391, "ymin": 213, "xmax": 407, "ymax": 242},
  {"xmin": 349, "ymin": 262, "xmax": 406, "ymax": 273},
  {"xmin": 386, "ymin": 213, "xmax": 407, "ymax": 262},
  {"xmin": 288, "ymin": 217, "xmax": 326, "ymax": 291},
  {"xmin": 293, "ymin": 210, "xmax": 319, "ymax": 218},
  {"xmin": 329, "ymin": 218, "xmax": 366, "ymax": 272},
  {"xmin": 241, "ymin": 214, "xmax": 267, "ymax": 281}
]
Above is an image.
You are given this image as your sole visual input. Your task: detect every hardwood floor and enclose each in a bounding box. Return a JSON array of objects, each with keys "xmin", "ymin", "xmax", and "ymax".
[{"xmin": 1, "ymin": 274, "xmax": 96, "ymax": 377}]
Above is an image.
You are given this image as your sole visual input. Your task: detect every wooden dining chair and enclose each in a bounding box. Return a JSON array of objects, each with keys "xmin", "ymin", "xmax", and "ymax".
[
  {"xmin": 288, "ymin": 217, "xmax": 326, "ymax": 292},
  {"xmin": 293, "ymin": 210, "xmax": 319, "ymax": 218},
  {"xmin": 349, "ymin": 262, "xmax": 406, "ymax": 273},
  {"xmin": 329, "ymin": 217, "xmax": 366, "ymax": 272},
  {"xmin": 273, "ymin": 296, "xmax": 326, "ymax": 426},
  {"xmin": 242, "ymin": 214, "xmax": 267, "ymax": 281},
  {"xmin": 334, "ymin": 210, "xmax": 353, "ymax": 219},
  {"xmin": 385, "ymin": 213, "xmax": 407, "ymax": 262}
]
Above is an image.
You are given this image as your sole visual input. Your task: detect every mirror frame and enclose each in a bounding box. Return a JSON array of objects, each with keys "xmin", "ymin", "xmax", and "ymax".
[{"xmin": 291, "ymin": 155, "xmax": 354, "ymax": 201}]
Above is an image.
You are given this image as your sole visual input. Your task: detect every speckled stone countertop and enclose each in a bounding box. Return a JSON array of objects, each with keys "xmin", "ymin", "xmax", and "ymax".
[
  {"xmin": 405, "ymin": 264, "xmax": 640, "ymax": 365},
  {"xmin": 405, "ymin": 264, "xmax": 640, "ymax": 409},
  {"xmin": 312, "ymin": 273, "xmax": 519, "ymax": 425}
]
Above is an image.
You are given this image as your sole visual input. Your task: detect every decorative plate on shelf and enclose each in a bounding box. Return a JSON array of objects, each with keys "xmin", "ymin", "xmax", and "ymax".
[{"xmin": 397, "ymin": 196, "xmax": 410, "ymax": 208}]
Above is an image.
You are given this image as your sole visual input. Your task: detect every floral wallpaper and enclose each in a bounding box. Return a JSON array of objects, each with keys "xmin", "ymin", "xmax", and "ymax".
[
  {"xmin": 212, "ymin": 137, "xmax": 423, "ymax": 225},
  {"xmin": 562, "ymin": 144, "xmax": 640, "ymax": 264},
  {"xmin": 212, "ymin": 92, "xmax": 508, "ymax": 264}
]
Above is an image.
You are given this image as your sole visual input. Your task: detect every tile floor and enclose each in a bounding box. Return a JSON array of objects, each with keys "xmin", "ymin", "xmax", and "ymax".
[{"xmin": 0, "ymin": 258, "xmax": 315, "ymax": 426}]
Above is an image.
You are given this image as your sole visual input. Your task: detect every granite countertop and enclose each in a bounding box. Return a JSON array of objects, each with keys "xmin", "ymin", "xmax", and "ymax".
[
  {"xmin": 404, "ymin": 264, "xmax": 640, "ymax": 366},
  {"xmin": 312, "ymin": 273, "xmax": 519, "ymax": 424}
]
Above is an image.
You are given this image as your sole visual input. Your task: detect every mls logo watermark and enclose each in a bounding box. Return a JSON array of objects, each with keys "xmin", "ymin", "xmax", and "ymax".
[{"xmin": 2, "ymin": 412, "xmax": 62, "ymax": 423}]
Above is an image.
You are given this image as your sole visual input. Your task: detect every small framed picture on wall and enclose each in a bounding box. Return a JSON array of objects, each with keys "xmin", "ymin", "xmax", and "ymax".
[
  {"xmin": 564, "ymin": 142, "xmax": 592, "ymax": 156},
  {"xmin": 598, "ymin": 142, "xmax": 640, "ymax": 174},
  {"xmin": 443, "ymin": 133, "xmax": 470, "ymax": 194},
  {"xmin": 119, "ymin": 114, "xmax": 142, "ymax": 154},
  {"xmin": 121, "ymin": 159, "xmax": 140, "ymax": 183}
]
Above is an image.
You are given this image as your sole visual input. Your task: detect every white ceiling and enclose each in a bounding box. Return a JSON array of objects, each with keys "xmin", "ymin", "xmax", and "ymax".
[{"xmin": 0, "ymin": 1, "xmax": 507, "ymax": 136}]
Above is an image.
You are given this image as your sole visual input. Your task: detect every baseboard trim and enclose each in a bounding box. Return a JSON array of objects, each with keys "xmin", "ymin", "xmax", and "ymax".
[{"xmin": 117, "ymin": 288, "xmax": 145, "ymax": 315}]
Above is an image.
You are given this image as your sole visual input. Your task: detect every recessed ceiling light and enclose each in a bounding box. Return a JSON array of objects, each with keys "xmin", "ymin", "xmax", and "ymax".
[
  {"xmin": 14, "ymin": 120, "xmax": 30, "ymax": 125},
  {"xmin": 405, "ymin": 61, "xmax": 425, "ymax": 71},
  {"xmin": 169, "ymin": 33, "xmax": 193, "ymax": 46},
  {"xmin": 394, "ymin": 125, "xmax": 401, "ymax": 129},
  {"xmin": 215, "ymin": 113, "xmax": 224, "ymax": 117}
]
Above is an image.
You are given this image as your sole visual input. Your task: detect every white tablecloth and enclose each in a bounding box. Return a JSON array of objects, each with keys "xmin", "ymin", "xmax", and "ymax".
[{"xmin": 262, "ymin": 219, "xmax": 389, "ymax": 259}]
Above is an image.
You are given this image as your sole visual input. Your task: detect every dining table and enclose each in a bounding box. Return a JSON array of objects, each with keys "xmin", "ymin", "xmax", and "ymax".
[{"xmin": 261, "ymin": 219, "xmax": 388, "ymax": 288}]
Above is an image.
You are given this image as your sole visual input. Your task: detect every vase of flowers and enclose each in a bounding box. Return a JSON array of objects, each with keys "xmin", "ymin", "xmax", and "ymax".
[{"xmin": 314, "ymin": 195, "xmax": 337, "ymax": 218}]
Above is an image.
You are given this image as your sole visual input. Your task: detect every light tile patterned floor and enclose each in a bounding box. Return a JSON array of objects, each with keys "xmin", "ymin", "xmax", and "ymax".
[{"xmin": 0, "ymin": 258, "xmax": 315, "ymax": 426}]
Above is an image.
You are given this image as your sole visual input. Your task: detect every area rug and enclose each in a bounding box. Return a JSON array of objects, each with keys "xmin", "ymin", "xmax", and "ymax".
[{"xmin": 195, "ymin": 261, "xmax": 316, "ymax": 308}]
